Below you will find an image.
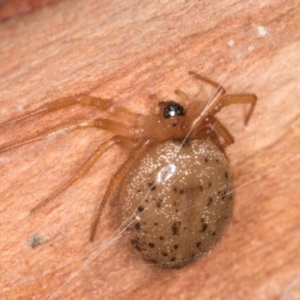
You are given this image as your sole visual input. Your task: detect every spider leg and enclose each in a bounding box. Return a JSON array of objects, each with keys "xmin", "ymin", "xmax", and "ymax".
[
  {"xmin": 196, "ymin": 127, "xmax": 223, "ymax": 150},
  {"xmin": 175, "ymin": 89, "xmax": 189, "ymax": 103},
  {"xmin": 189, "ymin": 71, "xmax": 257, "ymax": 125},
  {"xmin": 189, "ymin": 71, "xmax": 226, "ymax": 94},
  {"xmin": 89, "ymin": 138, "xmax": 152, "ymax": 242},
  {"xmin": 0, "ymin": 118, "xmax": 132, "ymax": 153},
  {"xmin": 0, "ymin": 94, "xmax": 112, "ymax": 127},
  {"xmin": 30, "ymin": 135, "xmax": 137, "ymax": 213},
  {"xmin": 218, "ymin": 94, "xmax": 257, "ymax": 125},
  {"xmin": 198, "ymin": 116, "xmax": 235, "ymax": 148}
]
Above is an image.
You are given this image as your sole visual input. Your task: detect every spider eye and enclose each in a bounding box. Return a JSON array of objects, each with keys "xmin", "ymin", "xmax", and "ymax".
[{"xmin": 163, "ymin": 101, "xmax": 186, "ymax": 119}]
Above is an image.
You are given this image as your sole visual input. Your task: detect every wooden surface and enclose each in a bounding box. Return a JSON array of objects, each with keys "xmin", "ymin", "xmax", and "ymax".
[
  {"xmin": 0, "ymin": 0, "xmax": 60, "ymax": 22},
  {"xmin": 0, "ymin": 1, "xmax": 300, "ymax": 299}
]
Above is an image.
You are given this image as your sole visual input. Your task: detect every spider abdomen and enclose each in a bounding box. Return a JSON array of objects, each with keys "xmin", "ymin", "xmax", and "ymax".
[{"xmin": 119, "ymin": 139, "xmax": 234, "ymax": 268}]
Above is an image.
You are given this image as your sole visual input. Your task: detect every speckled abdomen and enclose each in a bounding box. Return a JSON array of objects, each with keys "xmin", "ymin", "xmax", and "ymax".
[{"xmin": 119, "ymin": 139, "xmax": 234, "ymax": 268}]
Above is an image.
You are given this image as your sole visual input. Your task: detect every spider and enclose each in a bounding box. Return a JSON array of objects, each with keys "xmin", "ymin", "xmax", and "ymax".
[{"xmin": 0, "ymin": 71, "xmax": 257, "ymax": 268}]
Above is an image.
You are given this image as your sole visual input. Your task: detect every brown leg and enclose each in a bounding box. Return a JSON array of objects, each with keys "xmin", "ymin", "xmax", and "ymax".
[
  {"xmin": 0, "ymin": 94, "xmax": 113, "ymax": 126},
  {"xmin": 189, "ymin": 71, "xmax": 226, "ymax": 94},
  {"xmin": 196, "ymin": 127, "xmax": 223, "ymax": 150},
  {"xmin": 0, "ymin": 118, "xmax": 132, "ymax": 153},
  {"xmin": 219, "ymin": 94, "xmax": 257, "ymax": 125},
  {"xmin": 110, "ymin": 106, "xmax": 144, "ymax": 124},
  {"xmin": 30, "ymin": 135, "xmax": 136, "ymax": 213},
  {"xmin": 89, "ymin": 138, "xmax": 152, "ymax": 242},
  {"xmin": 189, "ymin": 71, "xmax": 257, "ymax": 125},
  {"xmin": 199, "ymin": 116, "xmax": 235, "ymax": 148},
  {"xmin": 175, "ymin": 89, "xmax": 189, "ymax": 103}
]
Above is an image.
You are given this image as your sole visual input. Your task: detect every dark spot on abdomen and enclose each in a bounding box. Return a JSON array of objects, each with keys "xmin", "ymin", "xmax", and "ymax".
[
  {"xmin": 131, "ymin": 239, "xmax": 142, "ymax": 252},
  {"xmin": 148, "ymin": 182, "xmax": 156, "ymax": 191},
  {"xmin": 172, "ymin": 221, "xmax": 181, "ymax": 235},
  {"xmin": 201, "ymin": 223, "xmax": 208, "ymax": 232},
  {"xmin": 135, "ymin": 223, "xmax": 141, "ymax": 231}
]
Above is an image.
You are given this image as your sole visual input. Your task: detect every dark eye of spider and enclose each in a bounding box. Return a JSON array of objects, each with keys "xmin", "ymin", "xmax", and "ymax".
[{"xmin": 163, "ymin": 101, "xmax": 186, "ymax": 119}]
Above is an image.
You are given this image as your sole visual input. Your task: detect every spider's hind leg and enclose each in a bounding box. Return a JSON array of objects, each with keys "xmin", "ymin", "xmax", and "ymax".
[
  {"xmin": 30, "ymin": 135, "xmax": 136, "ymax": 213},
  {"xmin": 89, "ymin": 138, "xmax": 151, "ymax": 242}
]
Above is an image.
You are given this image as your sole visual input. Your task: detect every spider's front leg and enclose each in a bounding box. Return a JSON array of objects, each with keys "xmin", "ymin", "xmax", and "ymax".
[{"xmin": 189, "ymin": 71, "xmax": 257, "ymax": 125}]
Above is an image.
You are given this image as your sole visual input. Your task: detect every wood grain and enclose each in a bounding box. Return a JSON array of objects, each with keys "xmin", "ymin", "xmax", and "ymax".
[{"xmin": 0, "ymin": 1, "xmax": 299, "ymax": 299}]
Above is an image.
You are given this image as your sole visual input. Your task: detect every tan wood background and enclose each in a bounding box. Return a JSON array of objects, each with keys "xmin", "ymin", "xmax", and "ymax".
[{"xmin": 0, "ymin": 0, "xmax": 299, "ymax": 299}]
